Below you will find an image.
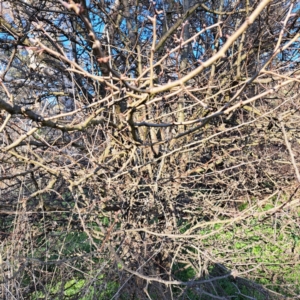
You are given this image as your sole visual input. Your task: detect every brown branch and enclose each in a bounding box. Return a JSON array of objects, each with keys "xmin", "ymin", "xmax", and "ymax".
[
  {"xmin": 155, "ymin": 3, "xmax": 201, "ymax": 52},
  {"xmin": 150, "ymin": 0, "xmax": 272, "ymax": 95}
]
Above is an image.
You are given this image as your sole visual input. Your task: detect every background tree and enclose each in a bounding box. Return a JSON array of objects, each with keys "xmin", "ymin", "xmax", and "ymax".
[{"xmin": 0, "ymin": 0, "xmax": 300, "ymax": 298}]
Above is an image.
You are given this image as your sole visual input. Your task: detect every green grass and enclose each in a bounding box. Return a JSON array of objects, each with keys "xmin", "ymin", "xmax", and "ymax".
[
  {"xmin": 30, "ymin": 276, "xmax": 119, "ymax": 300},
  {"xmin": 172, "ymin": 198, "xmax": 300, "ymax": 298},
  {"xmin": 25, "ymin": 197, "xmax": 300, "ymax": 299}
]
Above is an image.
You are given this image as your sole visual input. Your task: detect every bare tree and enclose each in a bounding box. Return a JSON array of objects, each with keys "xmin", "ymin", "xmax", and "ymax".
[{"xmin": 0, "ymin": 0, "xmax": 300, "ymax": 298}]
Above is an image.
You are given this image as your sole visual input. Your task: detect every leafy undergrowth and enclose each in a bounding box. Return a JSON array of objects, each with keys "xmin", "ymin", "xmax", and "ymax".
[
  {"xmin": 27, "ymin": 198, "xmax": 300, "ymax": 299},
  {"xmin": 30, "ymin": 276, "xmax": 119, "ymax": 300},
  {"xmin": 174, "ymin": 198, "xmax": 300, "ymax": 299}
]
